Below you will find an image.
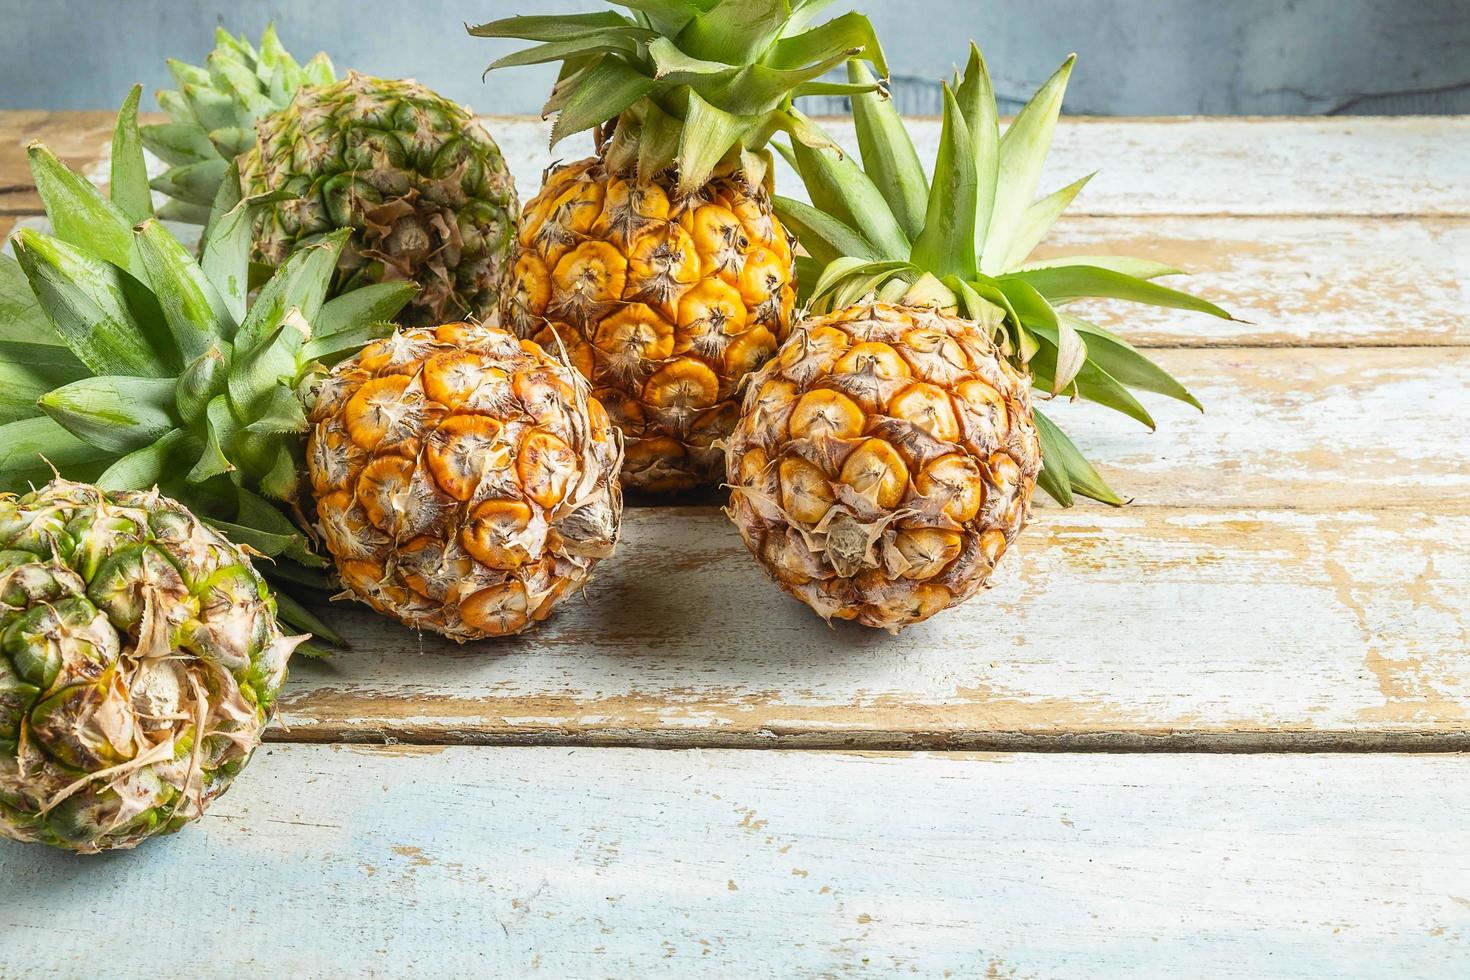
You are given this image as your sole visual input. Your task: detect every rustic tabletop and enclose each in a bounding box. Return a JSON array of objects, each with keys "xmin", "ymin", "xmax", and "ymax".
[{"xmin": 2, "ymin": 112, "xmax": 1468, "ymax": 978}]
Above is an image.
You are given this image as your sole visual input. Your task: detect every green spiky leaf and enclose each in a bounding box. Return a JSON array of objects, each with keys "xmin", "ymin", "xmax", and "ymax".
[
  {"xmin": 1033, "ymin": 407, "xmax": 1123, "ymax": 507},
  {"xmin": 11, "ymin": 230, "xmax": 173, "ymax": 379},
  {"xmin": 110, "ymin": 86, "xmax": 154, "ymax": 223},
  {"xmin": 38, "ymin": 377, "xmax": 180, "ymax": 454},
  {"xmin": 909, "ymin": 85, "xmax": 978, "ymax": 278},
  {"xmin": 848, "ymin": 59, "xmax": 928, "ymax": 239}
]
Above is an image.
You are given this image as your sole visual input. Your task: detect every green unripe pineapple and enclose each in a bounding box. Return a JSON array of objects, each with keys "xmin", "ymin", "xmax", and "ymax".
[
  {"xmin": 144, "ymin": 26, "xmax": 519, "ymax": 326},
  {"xmin": 0, "ymin": 481, "xmax": 302, "ymax": 853}
]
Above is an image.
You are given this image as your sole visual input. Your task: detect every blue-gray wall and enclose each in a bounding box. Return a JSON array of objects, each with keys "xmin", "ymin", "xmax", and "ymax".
[{"xmin": 3, "ymin": 0, "xmax": 1468, "ymax": 115}]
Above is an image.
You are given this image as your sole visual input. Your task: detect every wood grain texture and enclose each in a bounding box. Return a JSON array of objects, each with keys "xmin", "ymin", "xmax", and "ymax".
[
  {"xmin": 274, "ymin": 507, "xmax": 1470, "ymax": 749},
  {"xmin": 0, "ymin": 110, "xmax": 128, "ymax": 215},
  {"xmin": 485, "ymin": 115, "xmax": 1470, "ymax": 217},
  {"xmin": 3, "ymin": 746, "xmax": 1467, "ymax": 978},
  {"xmin": 1, "ymin": 113, "xmax": 1466, "ymax": 217},
  {"xmin": 1050, "ymin": 346, "xmax": 1470, "ymax": 507},
  {"xmin": 1037, "ymin": 215, "xmax": 1470, "ymax": 347}
]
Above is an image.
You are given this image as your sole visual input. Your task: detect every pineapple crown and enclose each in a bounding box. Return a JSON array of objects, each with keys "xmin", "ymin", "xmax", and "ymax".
[
  {"xmin": 0, "ymin": 87, "xmax": 412, "ymax": 638},
  {"xmin": 774, "ymin": 45, "xmax": 1236, "ymax": 507},
  {"xmin": 471, "ymin": 0, "xmax": 888, "ymax": 194},
  {"xmin": 144, "ymin": 25, "xmax": 335, "ymax": 224}
]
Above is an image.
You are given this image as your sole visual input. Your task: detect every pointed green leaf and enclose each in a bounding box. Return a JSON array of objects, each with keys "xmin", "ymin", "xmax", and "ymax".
[
  {"xmin": 11, "ymin": 230, "xmax": 172, "ymax": 378},
  {"xmin": 97, "ymin": 428, "xmax": 197, "ymax": 491},
  {"xmin": 235, "ymin": 230, "xmax": 347, "ymax": 355},
  {"xmin": 230, "ymin": 310, "xmax": 310, "ymax": 422},
  {"xmin": 767, "ymin": 12, "xmax": 886, "ymax": 76},
  {"xmin": 200, "ymin": 167, "xmax": 250, "ymax": 327},
  {"xmin": 110, "ymin": 86, "xmax": 154, "ymax": 223},
  {"xmin": 315, "ymin": 283, "xmax": 415, "ymax": 342},
  {"xmin": 26, "ymin": 143, "xmax": 137, "ymax": 275},
  {"xmin": 673, "ymin": 89, "xmax": 749, "ymax": 195},
  {"xmin": 633, "ymin": 101, "xmax": 681, "ymax": 178},
  {"xmin": 1000, "ymin": 173, "xmax": 1093, "ymax": 272},
  {"xmin": 550, "ymin": 58, "xmax": 658, "ymax": 148},
  {"xmin": 269, "ymin": 590, "xmax": 346, "ymax": 647},
  {"xmin": 1015, "ymin": 264, "xmax": 1234, "ymax": 319},
  {"xmin": 1062, "ymin": 313, "xmax": 1202, "ymax": 410},
  {"xmin": 149, "ymin": 158, "xmax": 229, "ymax": 208},
  {"xmin": 956, "ymin": 43, "xmax": 1001, "ymax": 261},
  {"xmin": 1033, "ymin": 406, "xmax": 1124, "ymax": 507},
  {"xmin": 181, "ymin": 83, "xmax": 241, "ymax": 133},
  {"xmin": 243, "ymin": 384, "xmax": 308, "ymax": 435},
  {"xmin": 848, "ymin": 59, "xmax": 928, "ymax": 240},
  {"xmin": 176, "ymin": 345, "xmax": 232, "ymax": 423},
  {"xmin": 468, "ymin": 12, "xmax": 637, "ymax": 41},
  {"xmin": 140, "ymin": 121, "xmax": 220, "ymax": 167},
  {"xmin": 189, "ymin": 394, "xmax": 240, "ymax": 485},
  {"xmin": 910, "ymin": 85, "xmax": 978, "ymax": 278},
  {"xmin": 295, "ymin": 51, "xmax": 332, "ymax": 87},
  {"xmin": 982, "ymin": 55, "xmax": 1074, "ymax": 272},
  {"xmin": 0, "ymin": 342, "xmax": 88, "ymax": 424},
  {"xmin": 134, "ymin": 219, "xmax": 231, "ymax": 360},
  {"xmin": 303, "ymin": 321, "xmax": 395, "ymax": 363},
  {"xmin": 0, "ymin": 417, "xmax": 114, "ymax": 493},
  {"xmin": 790, "ymin": 137, "xmax": 909, "ymax": 259},
  {"xmin": 38, "ymin": 377, "xmax": 180, "ymax": 454},
  {"xmin": 1019, "ymin": 256, "xmax": 1186, "ymax": 280},
  {"xmin": 0, "ymin": 254, "xmax": 59, "ymax": 345},
  {"xmin": 771, "ymin": 196, "xmax": 883, "ymax": 267},
  {"xmin": 483, "ymin": 32, "xmax": 645, "ymax": 73}
]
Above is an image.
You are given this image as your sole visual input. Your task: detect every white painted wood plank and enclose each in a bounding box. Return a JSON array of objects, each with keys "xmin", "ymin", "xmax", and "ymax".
[
  {"xmin": 1035, "ymin": 215, "xmax": 1470, "ymax": 347},
  {"xmin": 3, "ymin": 747, "xmax": 1467, "ymax": 978},
  {"xmin": 1051, "ymin": 347, "xmax": 1470, "ymax": 506},
  {"xmin": 277, "ymin": 507, "xmax": 1470, "ymax": 747},
  {"xmin": 483, "ymin": 115, "xmax": 1470, "ymax": 217}
]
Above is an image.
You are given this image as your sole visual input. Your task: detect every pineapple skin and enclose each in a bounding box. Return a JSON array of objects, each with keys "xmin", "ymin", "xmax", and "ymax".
[
  {"xmin": 725, "ymin": 302, "xmax": 1042, "ymax": 632},
  {"xmin": 242, "ymin": 72, "xmax": 520, "ymax": 327},
  {"xmin": 500, "ymin": 158, "xmax": 798, "ymax": 492},
  {"xmin": 0, "ymin": 481, "xmax": 302, "ymax": 852},
  {"xmin": 306, "ymin": 322, "xmax": 623, "ymax": 641}
]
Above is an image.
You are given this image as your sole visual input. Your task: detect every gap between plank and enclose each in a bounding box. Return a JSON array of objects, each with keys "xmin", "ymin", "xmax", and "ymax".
[{"xmin": 262, "ymin": 726, "xmax": 1470, "ymax": 754}]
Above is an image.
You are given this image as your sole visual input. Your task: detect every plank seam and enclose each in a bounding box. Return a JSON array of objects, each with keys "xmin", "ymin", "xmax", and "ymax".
[{"xmin": 262, "ymin": 726, "xmax": 1470, "ymax": 754}]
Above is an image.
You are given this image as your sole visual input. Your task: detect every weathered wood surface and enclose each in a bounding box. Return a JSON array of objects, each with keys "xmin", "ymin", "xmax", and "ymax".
[
  {"xmin": 4, "ymin": 747, "xmax": 1468, "ymax": 978},
  {"xmin": 2, "ymin": 113, "xmax": 1466, "ymax": 217},
  {"xmin": 275, "ymin": 507, "xmax": 1470, "ymax": 749},
  {"xmin": 0, "ymin": 110, "xmax": 132, "ymax": 215}
]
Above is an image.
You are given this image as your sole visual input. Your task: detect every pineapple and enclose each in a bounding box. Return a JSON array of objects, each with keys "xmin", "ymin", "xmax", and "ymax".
[
  {"xmin": 307, "ymin": 322, "xmax": 623, "ymax": 640},
  {"xmin": 1, "ymin": 92, "xmax": 617, "ymax": 642},
  {"xmin": 728, "ymin": 47, "xmax": 1233, "ymax": 629},
  {"xmin": 472, "ymin": 1, "xmax": 886, "ymax": 491},
  {"xmin": 145, "ymin": 27, "xmax": 519, "ymax": 326},
  {"xmin": 0, "ymin": 480, "xmax": 303, "ymax": 853},
  {"xmin": 727, "ymin": 301, "xmax": 1040, "ymax": 631}
]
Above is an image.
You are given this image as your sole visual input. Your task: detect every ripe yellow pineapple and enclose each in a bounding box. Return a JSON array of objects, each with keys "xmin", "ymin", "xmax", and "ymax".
[
  {"xmin": 730, "ymin": 46, "xmax": 1230, "ymax": 630},
  {"xmin": 474, "ymin": 1, "xmax": 886, "ymax": 491},
  {"xmin": 306, "ymin": 322, "xmax": 623, "ymax": 640},
  {"xmin": 726, "ymin": 301, "xmax": 1041, "ymax": 631},
  {"xmin": 502, "ymin": 160, "xmax": 795, "ymax": 490}
]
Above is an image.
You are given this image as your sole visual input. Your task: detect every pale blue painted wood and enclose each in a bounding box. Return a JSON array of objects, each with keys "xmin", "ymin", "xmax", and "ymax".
[
  {"xmin": 2, "ymin": 0, "xmax": 1468, "ymax": 114},
  {"xmin": 2, "ymin": 748, "xmax": 1468, "ymax": 977}
]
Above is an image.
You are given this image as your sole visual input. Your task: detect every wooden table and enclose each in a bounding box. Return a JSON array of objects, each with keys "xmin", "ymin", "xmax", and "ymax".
[{"xmin": 3, "ymin": 113, "xmax": 1469, "ymax": 977}]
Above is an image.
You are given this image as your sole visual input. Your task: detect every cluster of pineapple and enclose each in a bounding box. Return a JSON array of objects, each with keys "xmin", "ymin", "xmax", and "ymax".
[{"xmin": 0, "ymin": 3, "xmax": 1228, "ymax": 852}]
